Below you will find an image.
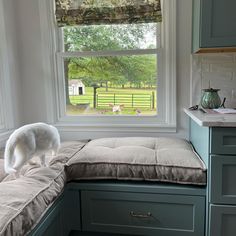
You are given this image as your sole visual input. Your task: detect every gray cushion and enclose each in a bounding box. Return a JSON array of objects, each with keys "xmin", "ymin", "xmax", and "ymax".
[
  {"xmin": 0, "ymin": 141, "xmax": 86, "ymax": 236},
  {"xmin": 66, "ymin": 137, "xmax": 207, "ymax": 185}
]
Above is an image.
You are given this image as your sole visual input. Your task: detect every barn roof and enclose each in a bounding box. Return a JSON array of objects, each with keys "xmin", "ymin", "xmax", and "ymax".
[{"xmin": 69, "ymin": 79, "xmax": 84, "ymax": 86}]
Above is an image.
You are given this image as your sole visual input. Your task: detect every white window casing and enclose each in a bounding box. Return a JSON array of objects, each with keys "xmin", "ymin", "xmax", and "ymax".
[
  {"xmin": 39, "ymin": 0, "xmax": 176, "ymax": 133},
  {"xmin": 0, "ymin": 0, "xmax": 14, "ymax": 133},
  {"xmin": 0, "ymin": 0, "xmax": 15, "ymax": 146}
]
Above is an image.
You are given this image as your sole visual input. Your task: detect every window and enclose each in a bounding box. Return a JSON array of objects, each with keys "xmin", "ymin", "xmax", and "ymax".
[
  {"xmin": 58, "ymin": 23, "xmax": 160, "ymax": 116},
  {"xmin": 46, "ymin": 0, "xmax": 176, "ymax": 130},
  {"xmin": 0, "ymin": 1, "xmax": 13, "ymax": 133}
]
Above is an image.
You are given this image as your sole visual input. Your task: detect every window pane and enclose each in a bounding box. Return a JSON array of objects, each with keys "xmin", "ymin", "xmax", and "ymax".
[
  {"xmin": 63, "ymin": 23, "xmax": 158, "ymax": 52},
  {"xmin": 64, "ymin": 55, "xmax": 157, "ymax": 116}
]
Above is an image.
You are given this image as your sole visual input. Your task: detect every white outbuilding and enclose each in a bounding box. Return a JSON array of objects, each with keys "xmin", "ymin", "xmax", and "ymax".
[{"xmin": 68, "ymin": 79, "xmax": 85, "ymax": 95}]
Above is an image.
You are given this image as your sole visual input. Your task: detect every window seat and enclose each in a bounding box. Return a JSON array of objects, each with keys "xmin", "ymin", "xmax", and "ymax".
[{"xmin": 0, "ymin": 138, "xmax": 207, "ymax": 236}]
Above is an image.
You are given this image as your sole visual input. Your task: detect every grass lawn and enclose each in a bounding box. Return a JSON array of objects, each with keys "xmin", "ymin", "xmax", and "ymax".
[{"xmin": 67, "ymin": 86, "xmax": 157, "ymax": 116}]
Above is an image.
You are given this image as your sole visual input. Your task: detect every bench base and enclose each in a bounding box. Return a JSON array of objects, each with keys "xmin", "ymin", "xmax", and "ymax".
[{"xmin": 30, "ymin": 181, "xmax": 206, "ymax": 236}]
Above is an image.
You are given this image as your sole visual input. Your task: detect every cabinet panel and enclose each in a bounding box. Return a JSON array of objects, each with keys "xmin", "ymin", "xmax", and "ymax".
[
  {"xmin": 64, "ymin": 188, "xmax": 81, "ymax": 232},
  {"xmin": 190, "ymin": 119, "xmax": 209, "ymax": 168},
  {"xmin": 81, "ymin": 190, "xmax": 205, "ymax": 236},
  {"xmin": 210, "ymin": 155, "xmax": 236, "ymax": 204},
  {"xmin": 30, "ymin": 193, "xmax": 67, "ymax": 236},
  {"xmin": 211, "ymin": 128, "xmax": 236, "ymax": 155},
  {"xmin": 202, "ymin": 0, "xmax": 236, "ymax": 47},
  {"xmin": 209, "ymin": 204, "xmax": 236, "ymax": 236},
  {"xmin": 192, "ymin": 0, "xmax": 236, "ymax": 52}
]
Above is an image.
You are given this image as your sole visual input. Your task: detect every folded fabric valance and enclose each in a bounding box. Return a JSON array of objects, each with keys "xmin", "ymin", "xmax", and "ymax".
[{"xmin": 55, "ymin": 0, "xmax": 162, "ymax": 27}]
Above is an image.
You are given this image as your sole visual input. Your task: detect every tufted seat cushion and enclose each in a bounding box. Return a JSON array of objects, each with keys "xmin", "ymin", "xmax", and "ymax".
[
  {"xmin": 66, "ymin": 137, "xmax": 207, "ymax": 185},
  {"xmin": 0, "ymin": 141, "xmax": 86, "ymax": 236}
]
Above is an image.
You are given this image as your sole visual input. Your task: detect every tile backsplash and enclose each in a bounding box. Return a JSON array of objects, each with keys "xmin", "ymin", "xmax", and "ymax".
[{"xmin": 191, "ymin": 53, "xmax": 236, "ymax": 108}]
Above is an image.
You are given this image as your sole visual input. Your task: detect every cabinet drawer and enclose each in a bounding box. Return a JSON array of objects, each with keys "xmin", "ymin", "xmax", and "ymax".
[
  {"xmin": 209, "ymin": 204, "xmax": 236, "ymax": 236},
  {"xmin": 81, "ymin": 191, "xmax": 205, "ymax": 236},
  {"xmin": 211, "ymin": 128, "xmax": 236, "ymax": 155},
  {"xmin": 210, "ymin": 155, "xmax": 236, "ymax": 204}
]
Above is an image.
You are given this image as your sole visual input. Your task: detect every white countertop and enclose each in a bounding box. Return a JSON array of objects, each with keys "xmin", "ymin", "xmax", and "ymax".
[{"xmin": 184, "ymin": 108, "xmax": 236, "ymax": 127}]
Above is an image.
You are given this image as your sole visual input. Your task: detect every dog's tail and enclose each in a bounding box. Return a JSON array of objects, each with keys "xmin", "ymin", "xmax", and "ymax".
[{"xmin": 4, "ymin": 138, "xmax": 17, "ymax": 174}]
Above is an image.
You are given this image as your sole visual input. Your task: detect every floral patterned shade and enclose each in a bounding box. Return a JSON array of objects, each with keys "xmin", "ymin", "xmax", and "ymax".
[{"xmin": 55, "ymin": 0, "xmax": 162, "ymax": 27}]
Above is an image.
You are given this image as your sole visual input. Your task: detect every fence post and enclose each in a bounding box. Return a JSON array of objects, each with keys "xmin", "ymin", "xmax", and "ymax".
[
  {"xmin": 152, "ymin": 91, "xmax": 155, "ymax": 109},
  {"xmin": 132, "ymin": 94, "xmax": 134, "ymax": 108},
  {"xmin": 93, "ymin": 88, "xmax": 96, "ymax": 108}
]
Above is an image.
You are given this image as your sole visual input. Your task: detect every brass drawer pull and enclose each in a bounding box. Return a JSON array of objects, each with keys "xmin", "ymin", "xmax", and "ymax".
[{"xmin": 130, "ymin": 211, "xmax": 152, "ymax": 218}]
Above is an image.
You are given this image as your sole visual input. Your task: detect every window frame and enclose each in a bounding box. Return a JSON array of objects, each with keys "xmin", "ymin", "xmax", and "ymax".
[
  {"xmin": 39, "ymin": 0, "xmax": 176, "ymax": 133},
  {"xmin": 0, "ymin": 0, "xmax": 14, "ymax": 133},
  {"xmin": 57, "ymin": 24, "xmax": 161, "ymax": 115}
]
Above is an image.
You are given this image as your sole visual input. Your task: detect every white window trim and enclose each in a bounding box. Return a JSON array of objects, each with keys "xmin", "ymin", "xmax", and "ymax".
[
  {"xmin": 39, "ymin": 0, "xmax": 176, "ymax": 133},
  {"xmin": 0, "ymin": 0, "xmax": 14, "ymax": 133}
]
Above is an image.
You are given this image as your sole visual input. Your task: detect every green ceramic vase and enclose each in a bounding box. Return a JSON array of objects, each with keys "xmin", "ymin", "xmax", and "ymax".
[{"xmin": 200, "ymin": 88, "xmax": 221, "ymax": 109}]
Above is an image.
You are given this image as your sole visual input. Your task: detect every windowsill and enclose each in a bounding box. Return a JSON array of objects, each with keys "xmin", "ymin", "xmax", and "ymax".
[{"xmin": 54, "ymin": 122, "xmax": 177, "ymax": 133}]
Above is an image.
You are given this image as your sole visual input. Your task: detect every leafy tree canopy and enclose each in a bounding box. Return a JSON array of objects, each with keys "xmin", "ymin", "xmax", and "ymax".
[{"xmin": 63, "ymin": 23, "xmax": 157, "ymax": 88}]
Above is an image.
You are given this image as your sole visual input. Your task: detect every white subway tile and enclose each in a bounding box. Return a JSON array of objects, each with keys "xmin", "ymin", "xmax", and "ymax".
[
  {"xmin": 201, "ymin": 54, "xmax": 234, "ymax": 63},
  {"xmin": 210, "ymin": 63, "xmax": 236, "ymax": 73},
  {"xmin": 192, "ymin": 53, "xmax": 236, "ymax": 108},
  {"xmin": 202, "ymin": 63, "xmax": 210, "ymax": 72},
  {"xmin": 202, "ymin": 79, "xmax": 235, "ymax": 90},
  {"xmin": 202, "ymin": 71, "xmax": 233, "ymax": 82}
]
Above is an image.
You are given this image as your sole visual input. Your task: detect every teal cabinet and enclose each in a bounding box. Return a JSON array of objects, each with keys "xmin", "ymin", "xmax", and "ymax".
[
  {"xmin": 81, "ymin": 190, "xmax": 205, "ymax": 236},
  {"xmin": 210, "ymin": 155, "xmax": 236, "ymax": 205},
  {"xmin": 210, "ymin": 128, "xmax": 236, "ymax": 155},
  {"xmin": 29, "ymin": 192, "xmax": 67, "ymax": 236},
  {"xmin": 190, "ymin": 119, "xmax": 236, "ymax": 236},
  {"xmin": 192, "ymin": 0, "xmax": 236, "ymax": 53},
  {"xmin": 70, "ymin": 182, "xmax": 205, "ymax": 236},
  {"xmin": 209, "ymin": 205, "xmax": 236, "ymax": 236}
]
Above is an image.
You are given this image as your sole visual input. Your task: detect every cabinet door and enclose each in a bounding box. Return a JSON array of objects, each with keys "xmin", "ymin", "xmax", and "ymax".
[
  {"xmin": 30, "ymin": 194, "xmax": 66, "ymax": 236},
  {"xmin": 211, "ymin": 128, "xmax": 236, "ymax": 155},
  {"xmin": 82, "ymin": 190, "xmax": 205, "ymax": 236},
  {"xmin": 201, "ymin": 0, "xmax": 236, "ymax": 48},
  {"xmin": 64, "ymin": 188, "xmax": 81, "ymax": 232},
  {"xmin": 210, "ymin": 155, "xmax": 236, "ymax": 204},
  {"xmin": 209, "ymin": 204, "xmax": 236, "ymax": 236}
]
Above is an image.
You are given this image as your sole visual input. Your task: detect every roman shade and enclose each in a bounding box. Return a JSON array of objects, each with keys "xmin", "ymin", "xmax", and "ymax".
[{"xmin": 55, "ymin": 0, "xmax": 162, "ymax": 27}]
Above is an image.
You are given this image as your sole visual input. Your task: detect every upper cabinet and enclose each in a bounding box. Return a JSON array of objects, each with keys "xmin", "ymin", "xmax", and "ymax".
[{"xmin": 192, "ymin": 0, "xmax": 236, "ymax": 53}]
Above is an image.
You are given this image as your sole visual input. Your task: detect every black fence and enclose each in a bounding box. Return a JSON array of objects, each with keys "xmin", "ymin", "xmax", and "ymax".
[{"xmin": 70, "ymin": 92, "xmax": 155, "ymax": 109}]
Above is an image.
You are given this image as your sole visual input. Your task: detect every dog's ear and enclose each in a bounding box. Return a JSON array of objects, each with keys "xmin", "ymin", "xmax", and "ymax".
[
  {"xmin": 109, "ymin": 104, "xmax": 113, "ymax": 107},
  {"xmin": 120, "ymin": 104, "xmax": 124, "ymax": 107}
]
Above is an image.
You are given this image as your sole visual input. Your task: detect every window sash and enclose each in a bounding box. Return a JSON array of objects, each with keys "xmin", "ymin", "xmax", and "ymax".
[
  {"xmin": 59, "ymin": 23, "xmax": 161, "ymax": 53},
  {"xmin": 57, "ymin": 48, "xmax": 161, "ymax": 58},
  {"xmin": 56, "ymin": 51, "xmax": 161, "ymax": 118},
  {"xmin": 58, "ymin": 50, "xmax": 159, "ymax": 116}
]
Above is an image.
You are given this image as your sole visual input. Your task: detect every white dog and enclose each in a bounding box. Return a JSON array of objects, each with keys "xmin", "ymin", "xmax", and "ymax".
[
  {"xmin": 109, "ymin": 104, "xmax": 124, "ymax": 114},
  {"xmin": 4, "ymin": 123, "xmax": 60, "ymax": 174}
]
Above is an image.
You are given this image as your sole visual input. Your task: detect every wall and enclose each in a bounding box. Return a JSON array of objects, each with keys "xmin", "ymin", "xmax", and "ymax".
[
  {"xmin": 1, "ymin": 0, "xmax": 235, "ymax": 143},
  {"xmin": 2, "ymin": 0, "xmax": 22, "ymax": 127},
  {"xmin": 192, "ymin": 54, "xmax": 236, "ymax": 108},
  {"xmin": 0, "ymin": 0, "xmax": 22, "ymax": 146},
  {"xmin": 14, "ymin": 0, "xmax": 51, "ymax": 124}
]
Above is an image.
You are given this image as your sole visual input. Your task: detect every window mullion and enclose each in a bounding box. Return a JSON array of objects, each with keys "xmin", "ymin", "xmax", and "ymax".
[{"xmin": 57, "ymin": 48, "xmax": 160, "ymax": 58}]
